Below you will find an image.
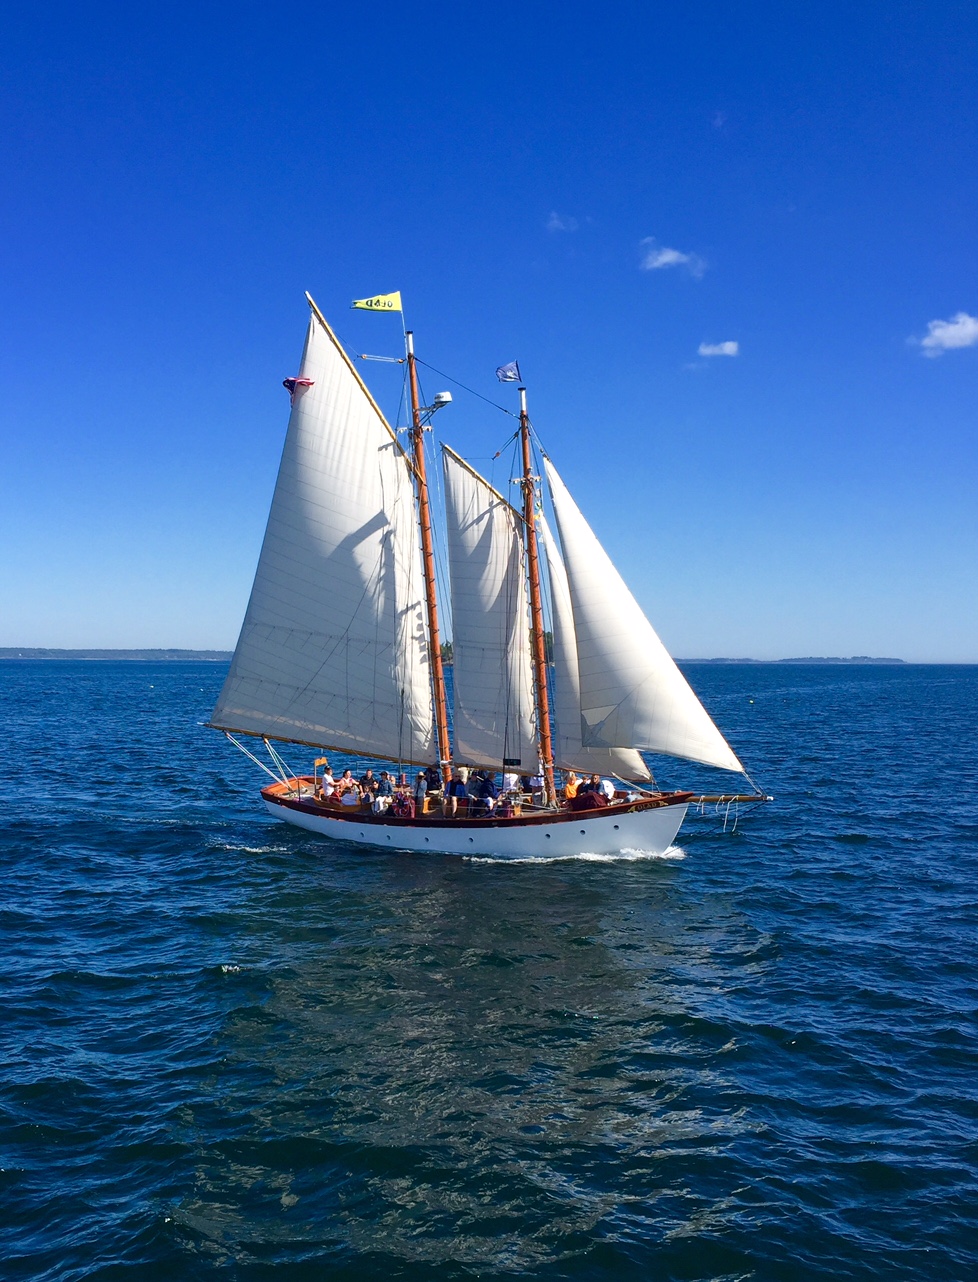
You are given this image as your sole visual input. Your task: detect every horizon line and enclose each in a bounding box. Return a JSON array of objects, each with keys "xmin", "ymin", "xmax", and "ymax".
[{"xmin": 3, "ymin": 647, "xmax": 977, "ymax": 665}]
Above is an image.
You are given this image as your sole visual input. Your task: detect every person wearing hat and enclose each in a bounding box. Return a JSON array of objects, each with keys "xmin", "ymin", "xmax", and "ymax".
[{"xmin": 443, "ymin": 766, "xmax": 469, "ymax": 817}]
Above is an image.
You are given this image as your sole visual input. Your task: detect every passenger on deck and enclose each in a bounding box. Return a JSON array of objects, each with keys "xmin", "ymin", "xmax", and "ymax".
[
  {"xmin": 336, "ymin": 769, "xmax": 357, "ymax": 798},
  {"xmin": 528, "ymin": 772, "xmax": 545, "ymax": 806},
  {"xmin": 372, "ymin": 771, "xmax": 395, "ymax": 814},
  {"xmin": 469, "ymin": 772, "xmax": 498, "ymax": 817},
  {"xmin": 502, "ymin": 770, "xmax": 519, "ymax": 796},
  {"xmin": 340, "ymin": 781, "xmax": 362, "ymax": 807},
  {"xmin": 391, "ymin": 785, "xmax": 415, "ymax": 818},
  {"xmin": 414, "ymin": 771, "xmax": 428, "ymax": 809},
  {"xmin": 563, "ymin": 771, "xmax": 580, "ymax": 801},
  {"xmin": 359, "ymin": 768, "xmax": 378, "ymax": 797},
  {"xmin": 597, "ymin": 776, "xmax": 616, "ymax": 802},
  {"xmin": 571, "ymin": 775, "xmax": 608, "ymax": 810},
  {"xmin": 443, "ymin": 767, "xmax": 468, "ymax": 817},
  {"xmin": 318, "ymin": 770, "xmax": 336, "ymax": 800}
]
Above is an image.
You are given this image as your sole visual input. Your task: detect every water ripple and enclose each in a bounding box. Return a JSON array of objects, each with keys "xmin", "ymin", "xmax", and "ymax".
[{"xmin": 1, "ymin": 660, "xmax": 976, "ymax": 1279}]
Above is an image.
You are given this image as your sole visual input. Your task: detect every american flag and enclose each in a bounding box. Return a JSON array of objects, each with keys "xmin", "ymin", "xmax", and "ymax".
[{"xmin": 283, "ymin": 377, "xmax": 315, "ymax": 402}]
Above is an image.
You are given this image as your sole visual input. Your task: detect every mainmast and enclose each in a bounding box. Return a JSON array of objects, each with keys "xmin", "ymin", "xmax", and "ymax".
[
  {"xmin": 406, "ymin": 331, "xmax": 453, "ymax": 784},
  {"xmin": 519, "ymin": 387, "xmax": 556, "ymax": 806}
]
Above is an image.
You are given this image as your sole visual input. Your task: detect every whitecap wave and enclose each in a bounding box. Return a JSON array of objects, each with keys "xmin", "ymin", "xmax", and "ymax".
[
  {"xmin": 213, "ymin": 843, "xmax": 291, "ymax": 855},
  {"xmin": 464, "ymin": 844, "xmax": 686, "ymax": 866}
]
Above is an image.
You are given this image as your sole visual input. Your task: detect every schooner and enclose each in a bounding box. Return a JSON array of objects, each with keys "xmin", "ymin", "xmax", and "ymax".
[{"xmin": 211, "ymin": 294, "xmax": 762, "ymax": 859}]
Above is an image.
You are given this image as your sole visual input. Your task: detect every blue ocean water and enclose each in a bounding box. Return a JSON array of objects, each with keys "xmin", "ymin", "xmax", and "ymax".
[{"xmin": 2, "ymin": 660, "xmax": 977, "ymax": 1281}]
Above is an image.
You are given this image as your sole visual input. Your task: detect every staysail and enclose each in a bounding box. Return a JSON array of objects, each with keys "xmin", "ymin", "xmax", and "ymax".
[
  {"xmin": 442, "ymin": 446, "xmax": 538, "ymax": 769},
  {"xmin": 211, "ymin": 310, "xmax": 435, "ymax": 762},
  {"xmin": 544, "ymin": 460, "xmax": 744, "ymax": 773},
  {"xmin": 539, "ymin": 515, "xmax": 651, "ymax": 781}
]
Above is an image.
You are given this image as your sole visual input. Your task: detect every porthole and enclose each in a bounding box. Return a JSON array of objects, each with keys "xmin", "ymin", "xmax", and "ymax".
[
  {"xmin": 360, "ymin": 832, "xmax": 364, "ymax": 837},
  {"xmin": 545, "ymin": 833, "xmax": 551, "ymax": 839},
  {"xmin": 614, "ymin": 824, "xmax": 619, "ymax": 830},
  {"xmin": 424, "ymin": 837, "xmax": 429, "ymax": 843},
  {"xmin": 580, "ymin": 829, "xmax": 586, "ymax": 835},
  {"xmin": 468, "ymin": 836, "xmax": 474, "ymax": 843}
]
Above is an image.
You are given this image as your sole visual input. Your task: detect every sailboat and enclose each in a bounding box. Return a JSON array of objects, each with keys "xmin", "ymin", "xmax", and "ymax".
[{"xmin": 210, "ymin": 294, "xmax": 764, "ymax": 859}]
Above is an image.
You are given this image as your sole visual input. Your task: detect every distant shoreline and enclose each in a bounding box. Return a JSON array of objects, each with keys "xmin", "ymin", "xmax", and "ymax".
[
  {"xmin": 0, "ymin": 648, "xmax": 934, "ymax": 664},
  {"xmin": 0, "ymin": 649, "xmax": 234, "ymax": 661},
  {"xmin": 676, "ymin": 656, "xmax": 908, "ymax": 665}
]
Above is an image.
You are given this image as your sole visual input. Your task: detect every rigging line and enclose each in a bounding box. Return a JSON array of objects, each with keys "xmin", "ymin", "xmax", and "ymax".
[
  {"xmin": 492, "ymin": 428, "xmax": 521, "ymax": 462},
  {"xmin": 415, "ymin": 359, "xmax": 519, "ymax": 418},
  {"xmin": 266, "ymin": 739, "xmax": 303, "ymax": 791},
  {"xmin": 426, "ymin": 428, "xmax": 454, "ymax": 639},
  {"xmin": 225, "ymin": 733, "xmax": 283, "ymax": 783},
  {"xmin": 741, "ymin": 766, "xmax": 769, "ymax": 798},
  {"xmin": 394, "ymin": 361, "xmax": 409, "ymax": 433}
]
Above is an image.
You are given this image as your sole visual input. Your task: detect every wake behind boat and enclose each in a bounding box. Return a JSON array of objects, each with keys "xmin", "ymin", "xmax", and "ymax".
[{"xmin": 210, "ymin": 293, "xmax": 765, "ymax": 858}]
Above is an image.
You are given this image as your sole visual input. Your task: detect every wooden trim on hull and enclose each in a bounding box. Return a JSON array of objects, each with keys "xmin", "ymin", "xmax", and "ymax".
[{"xmin": 260, "ymin": 781, "xmax": 692, "ymax": 859}]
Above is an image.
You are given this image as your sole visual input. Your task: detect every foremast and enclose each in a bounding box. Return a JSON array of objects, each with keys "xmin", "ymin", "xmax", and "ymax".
[
  {"xmin": 406, "ymin": 331, "xmax": 453, "ymax": 785},
  {"xmin": 519, "ymin": 387, "xmax": 557, "ymax": 806}
]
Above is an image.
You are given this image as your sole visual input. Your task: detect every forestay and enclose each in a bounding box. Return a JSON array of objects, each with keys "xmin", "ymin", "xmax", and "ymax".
[
  {"xmin": 442, "ymin": 447, "xmax": 538, "ymax": 770},
  {"xmin": 544, "ymin": 460, "xmax": 744, "ymax": 773},
  {"xmin": 539, "ymin": 516, "xmax": 651, "ymax": 781},
  {"xmin": 211, "ymin": 313, "xmax": 435, "ymax": 762}
]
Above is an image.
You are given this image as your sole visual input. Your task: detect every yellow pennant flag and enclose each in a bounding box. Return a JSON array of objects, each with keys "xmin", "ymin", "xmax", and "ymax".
[{"xmin": 351, "ymin": 291, "xmax": 402, "ymax": 313}]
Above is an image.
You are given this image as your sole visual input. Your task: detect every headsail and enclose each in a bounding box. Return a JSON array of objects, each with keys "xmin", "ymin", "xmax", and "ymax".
[
  {"xmin": 442, "ymin": 446, "xmax": 538, "ymax": 770},
  {"xmin": 544, "ymin": 460, "xmax": 744, "ymax": 774},
  {"xmin": 211, "ymin": 310, "xmax": 435, "ymax": 762},
  {"xmin": 539, "ymin": 515, "xmax": 651, "ymax": 781}
]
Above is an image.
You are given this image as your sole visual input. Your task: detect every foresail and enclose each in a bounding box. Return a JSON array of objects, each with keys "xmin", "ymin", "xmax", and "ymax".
[
  {"xmin": 539, "ymin": 515, "xmax": 651, "ymax": 781},
  {"xmin": 211, "ymin": 312, "xmax": 435, "ymax": 762},
  {"xmin": 442, "ymin": 447, "xmax": 538, "ymax": 770},
  {"xmin": 544, "ymin": 460, "xmax": 744, "ymax": 774}
]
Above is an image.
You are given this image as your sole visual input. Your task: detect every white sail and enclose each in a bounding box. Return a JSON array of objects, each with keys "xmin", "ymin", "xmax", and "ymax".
[
  {"xmin": 544, "ymin": 460, "xmax": 744, "ymax": 774},
  {"xmin": 539, "ymin": 516, "xmax": 651, "ymax": 781},
  {"xmin": 442, "ymin": 446, "xmax": 538, "ymax": 770},
  {"xmin": 212, "ymin": 311, "xmax": 435, "ymax": 762}
]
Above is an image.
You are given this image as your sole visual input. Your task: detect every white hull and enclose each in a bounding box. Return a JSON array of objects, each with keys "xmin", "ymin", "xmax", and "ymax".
[{"xmin": 262, "ymin": 790, "xmax": 689, "ymax": 860}]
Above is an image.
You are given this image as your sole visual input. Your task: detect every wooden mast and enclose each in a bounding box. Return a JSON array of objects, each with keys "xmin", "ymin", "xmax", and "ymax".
[
  {"xmin": 519, "ymin": 387, "xmax": 556, "ymax": 806},
  {"xmin": 406, "ymin": 331, "xmax": 453, "ymax": 784}
]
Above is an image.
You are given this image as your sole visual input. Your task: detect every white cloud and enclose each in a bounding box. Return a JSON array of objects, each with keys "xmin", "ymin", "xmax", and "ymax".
[
  {"xmin": 546, "ymin": 211, "xmax": 579, "ymax": 232},
  {"xmin": 698, "ymin": 340, "xmax": 739, "ymax": 357},
  {"xmin": 640, "ymin": 237, "xmax": 706, "ymax": 278},
  {"xmin": 918, "ymin": 311, "xmax": 978, "ymax": 357}
]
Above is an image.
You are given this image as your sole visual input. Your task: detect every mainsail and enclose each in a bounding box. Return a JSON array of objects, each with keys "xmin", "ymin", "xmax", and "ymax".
[
  {"xmin": 539, "ymin": 515, "xmax": 651, "ymax": 781},
  {"xmin": 544, "ymin": 460, "xmax": 744, "ymax": 774},
  {"xmin": 212, "ymin": 312, "xmax": 435, "ymax": 762},
  {"xmin": 441, "ymin": 446, "xmax": 538, "ymax": 769}
]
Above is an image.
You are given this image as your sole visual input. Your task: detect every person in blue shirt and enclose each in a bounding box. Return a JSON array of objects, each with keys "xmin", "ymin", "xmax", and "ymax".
[
  {"xmin": 442, "ymin": 766, "xmax": 469, "ymax": 817},
  {"xmin": 414, "ymin": 772, "xmax": 428, "ymax": 807},
  {"xmin": 467, "ymin": 772, "xmax": 498, "ymax": 817}
]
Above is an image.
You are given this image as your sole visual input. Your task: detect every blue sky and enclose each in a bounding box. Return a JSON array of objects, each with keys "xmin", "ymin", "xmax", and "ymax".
[{"xmin": 1, "ymin": 2, "xmax": 975, "ymax": 660}]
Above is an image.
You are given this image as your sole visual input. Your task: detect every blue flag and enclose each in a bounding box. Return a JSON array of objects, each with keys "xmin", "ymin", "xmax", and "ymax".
[{"xmin": 495, "ymin": 361, "xmax": 522, "ymax": 383}]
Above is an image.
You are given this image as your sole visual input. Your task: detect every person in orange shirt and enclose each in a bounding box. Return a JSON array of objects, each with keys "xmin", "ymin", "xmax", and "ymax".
[{"xmin": 563, "ymin": 771, "xmax": 580, "ymax": 800}]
